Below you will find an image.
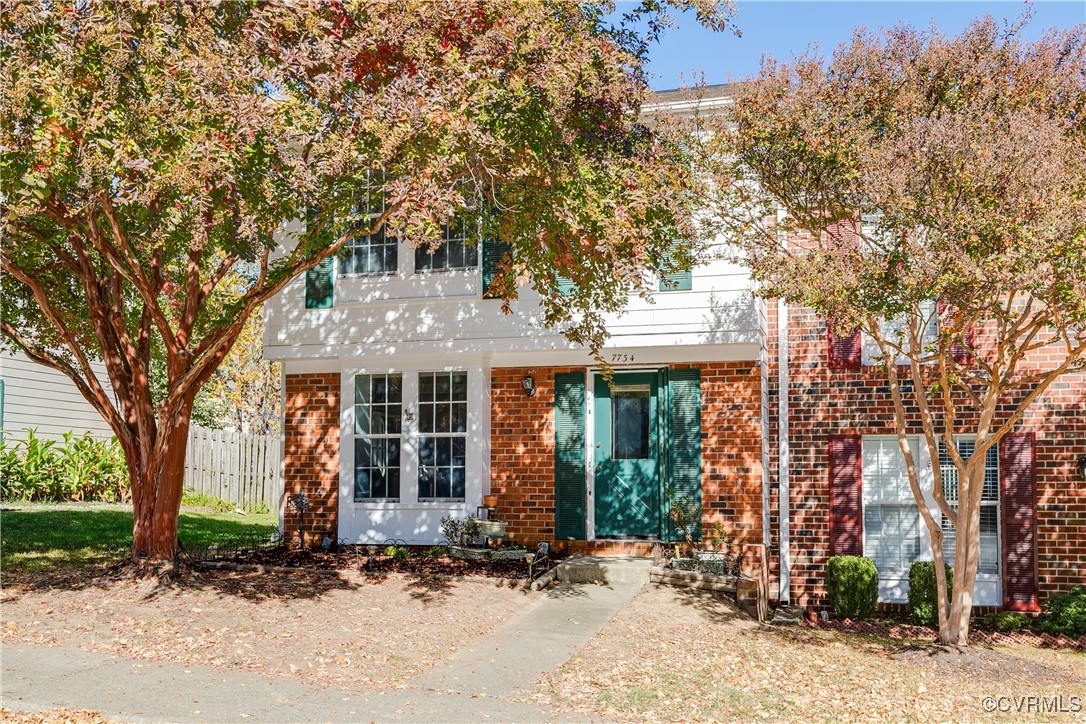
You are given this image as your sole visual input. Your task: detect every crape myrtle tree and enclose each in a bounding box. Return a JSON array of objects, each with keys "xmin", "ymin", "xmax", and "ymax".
[
  {"xmin": 0, "ymin": 0, "xmax": 733, "ymax": 562},
  {"xmin": 699, "ymin": 17, "xmax": 1086, "ymax": 644}
]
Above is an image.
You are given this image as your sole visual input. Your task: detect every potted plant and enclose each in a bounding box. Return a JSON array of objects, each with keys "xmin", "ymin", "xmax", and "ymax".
[
  {"xmin": 471, "ymin": 516, "xmax": 508, "ymax": 538},
  {"xmin": 483, "ymin": 494, "xmax": 499, "ymax": 508}
]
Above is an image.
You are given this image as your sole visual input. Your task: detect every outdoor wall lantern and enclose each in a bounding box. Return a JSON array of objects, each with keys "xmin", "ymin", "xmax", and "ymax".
[
  {"xmin": 521, "ymin": 374, "xmax": 536, "ymax": 398},
  {"xmin": 1078, "ymin": 453, "xmax": 1086, "ymax": 482}
]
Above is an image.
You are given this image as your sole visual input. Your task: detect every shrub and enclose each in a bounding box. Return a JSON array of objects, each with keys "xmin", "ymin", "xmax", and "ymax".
[
  {"xmin": 984, "ymin": 611, "xmax": 1033, "ymax": 633},
  {"xmin": 907, "ymin": 562, "xmax": 953, "ymax": 627},
  {"xmin": 427, "ymin": 545, "xmax": 447, "ymax": 558},
  {"xmin": 0, "ymin": 429, "xmax": 128, "ymax": 503},
  {"xmin": 384, "ymin": 544, "xmax": 411, "ymax": 561},
  {"xmin": 1039, "ymin": 586, "xmax": 1086, "ymax": 638},
  {"xmin": 825, "ymin": 556, "xmax": 878, "ymax": 620}
]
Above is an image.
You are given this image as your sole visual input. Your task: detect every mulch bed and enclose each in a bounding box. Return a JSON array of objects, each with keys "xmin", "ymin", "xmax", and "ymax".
[
  {"xmin": 225, "ymin": 545, "xmax": 561, "ymax": 579},
  {"xmin": 808, "ymin": 617, "xmax": 1086, "ymax": 650}
]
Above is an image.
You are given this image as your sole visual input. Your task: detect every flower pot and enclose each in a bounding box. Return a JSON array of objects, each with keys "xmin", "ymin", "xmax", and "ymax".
[
  {"xmin": 483, "ymin": 494, "xmax": 499, "ymax": 508},
  {"xmin": 472, "ymin": 518, "xmax": 508, "ymax": 538}
]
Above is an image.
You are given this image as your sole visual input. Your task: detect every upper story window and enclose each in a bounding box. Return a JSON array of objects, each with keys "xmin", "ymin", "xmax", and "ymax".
[
  {"xmin": 415, "ymin": 216, "xmax": 479, "ymax": 273},
  {"xmin": 342, "ymin": 185, "xmax": 398, "ymax": 276},
  {"xmin": 862, "ymin": 299, "xmax": 939, "ymax": 366}
]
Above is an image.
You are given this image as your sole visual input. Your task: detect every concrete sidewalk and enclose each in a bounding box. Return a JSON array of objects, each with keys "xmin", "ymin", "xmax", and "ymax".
[{"xmin": 2, "ymin": 571, "xmax": 645, "ymax": 722}]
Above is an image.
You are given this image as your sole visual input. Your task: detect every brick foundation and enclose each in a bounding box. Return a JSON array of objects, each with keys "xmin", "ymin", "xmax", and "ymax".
[{"xmin": 283, "ymin": 373, "xmax": 340, "ymax": 545}]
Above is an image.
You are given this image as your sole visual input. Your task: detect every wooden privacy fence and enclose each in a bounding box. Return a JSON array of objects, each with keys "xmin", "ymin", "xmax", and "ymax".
[{"xmin": 183, "ymin": 425, "xmax": 282, "ymax": 512}]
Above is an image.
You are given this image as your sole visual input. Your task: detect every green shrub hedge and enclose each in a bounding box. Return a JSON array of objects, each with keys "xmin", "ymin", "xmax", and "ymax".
[
  {"xmin": 907, "ymin": 561, "xmax": 953, "ymax": 626},
  {"xmin": 984, "ymin": 611, "xmax": 1032, "ymax": 633},
  {"xmin": 1039, "ymin": 586, "xmax": 1086, "ymax": 638},
  {"xmin": 826, "ymin": 555, "xmax": 878, "ymax": 620},
  {"xmin": 0, "ymin": 429, "xmax": 128, "ymax": 503}
]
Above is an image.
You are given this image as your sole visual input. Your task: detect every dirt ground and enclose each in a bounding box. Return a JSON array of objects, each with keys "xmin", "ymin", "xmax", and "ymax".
[
  {"xmin": 533, "ymin": 585, "xmax": 1086, "ymax": 722},
  {"xmin": 1, "ymin": 566, "xmax": 538, "ymax": 694}
]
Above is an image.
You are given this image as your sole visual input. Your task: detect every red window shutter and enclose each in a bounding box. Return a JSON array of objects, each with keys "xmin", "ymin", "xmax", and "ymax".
[
  {"xmin": 830, "ymin": 434, "xmax": 863, "ymax": 557},
  {"xmin": 828, "ymin": 322, "xmax": 861, "ymax": 368},
  {"xmin": 937, "ymin": 299, "xmax": 975, "ymax": 365},
  {"xmin": 1000, "ymin": 432, "xmax": 1039, "ymax": 612},
  {"xmin": 951, "ymin": 325, "xmax": 976, "ymax": 366}
]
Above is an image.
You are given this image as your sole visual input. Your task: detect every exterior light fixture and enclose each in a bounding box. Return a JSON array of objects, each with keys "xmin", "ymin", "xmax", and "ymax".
[
  {"xmin": 521, "ymin": 374, "xmax": 536, "ymax": 398},
  {"xmin": 1078, "ymin": 453, "xmax": 1086, "ymax": 482}
]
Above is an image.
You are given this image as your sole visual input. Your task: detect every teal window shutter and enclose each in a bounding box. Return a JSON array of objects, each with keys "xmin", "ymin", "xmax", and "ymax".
[
  {"xmin": 481, "ymin": 237, "xmax": 513, "ymax": 299},
  {"xmin": 659, "ymin": 241, "xmax": 692, "ymax": 292},
  {"xmin": 556, "ymin": 276, "xmax": 577, "ymax": 296},
  {"xmin": 667, "ymin": 368, "xmax": 701, "ymax": 541},
  {"xmin": 554, "ymin": 372, "xmax": 586, "ymax": 539},
  {"xmin": 305, "ymin": 257, "xmax": 334, "ymax": 309}
]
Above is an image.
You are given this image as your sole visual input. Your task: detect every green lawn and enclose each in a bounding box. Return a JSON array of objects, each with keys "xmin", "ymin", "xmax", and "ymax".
[{"xmin": 0, "ymin": 506, "xmax": 278, "ymax": 572}]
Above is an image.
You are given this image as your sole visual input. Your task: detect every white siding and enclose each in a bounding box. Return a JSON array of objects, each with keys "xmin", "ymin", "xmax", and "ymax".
[
  {"xmin": 263, "ymin": 220, "xmax": 760, "ymax": 365},
  {"xmin": 0, "ymin": 350, "xmax": 117, "ymax": 441}
]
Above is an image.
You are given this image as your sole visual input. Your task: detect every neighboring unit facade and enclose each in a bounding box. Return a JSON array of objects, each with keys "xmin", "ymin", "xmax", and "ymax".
[
  {"xmin": 265, "ymin": 90, "xmax": 1085, "ymax": 613},
  {"xmin": 0, "ymin": 349, "xmax": 118, "ymax": 442}
]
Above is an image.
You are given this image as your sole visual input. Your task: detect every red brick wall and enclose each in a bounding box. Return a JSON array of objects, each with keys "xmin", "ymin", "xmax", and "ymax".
[
  {"xmin": 283, "ymin": 373, "xmax": 340, "ymax": 544},
  {"xmin": 489, "ymin": 363, "xmax": 764, "ymax": 549},
  {"xmin": 766, "ymin": 302, "xmax": 1086, "ymax": 608}
]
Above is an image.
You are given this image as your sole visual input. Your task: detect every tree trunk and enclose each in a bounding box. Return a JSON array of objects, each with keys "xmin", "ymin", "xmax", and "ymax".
[
  {"xmin": 131, "ymin": 417, "xmax": 191, "ymax": 562},
  {"xmin": 943, "ymin": 464, "xmax": 984, "ymax": 645}
]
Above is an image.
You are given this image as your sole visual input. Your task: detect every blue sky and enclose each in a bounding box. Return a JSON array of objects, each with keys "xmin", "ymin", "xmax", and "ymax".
[{"xmin": 639, "ymin": 0, "xmax": 1086, "ymax": 89}]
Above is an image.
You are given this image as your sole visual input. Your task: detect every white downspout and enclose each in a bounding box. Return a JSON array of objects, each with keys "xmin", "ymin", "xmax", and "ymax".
[{"xmin": 777, "ymin": 210, "xmax": 791, "ymax": 605}]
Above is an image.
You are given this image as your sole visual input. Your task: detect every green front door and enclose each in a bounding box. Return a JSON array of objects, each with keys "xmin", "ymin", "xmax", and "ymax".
[{"xmin": 593, "ymin": 372, "xmax": 661, "ymax": 538}]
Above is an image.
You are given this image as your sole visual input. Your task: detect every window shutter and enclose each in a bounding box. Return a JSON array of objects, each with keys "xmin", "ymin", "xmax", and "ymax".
[
  {"xmin": 938, "ymin": 300, "xmax": 975, "ymax": 365},
  {"xmin": 481, "ymin": 237, "xmax": 513, "ymax": 300},
  {"xmin": 950, "ymin": 324, "xmax": 976, "ymax": 366},
  {"xmin": 556, "ymin": 276, "xmax": 577, "ymax": 296},
  {"xmin": 305, "ymin": 257, "xmax": 334, "ymax": 309},
  {"xmin": 554, "ymin": 372, "xmax": 586, "ymax": 540},
  {"xmin": 1000, "ymin": 432, "xmax": 1039, "ymax": 612},
  {"xmin": 659, "ymin": 242, "xmax": 692, "ymax": 292},
  {"xmin": 667, "ymin": 368, "xmax": 702, "ymax": 541},
  {"xmin": 827, "ymin": 322, "xmax": 861, "ymax": 368},
  {"xmin": 830, "ymin": 434, "xmax": 863, "ymax": 556}
]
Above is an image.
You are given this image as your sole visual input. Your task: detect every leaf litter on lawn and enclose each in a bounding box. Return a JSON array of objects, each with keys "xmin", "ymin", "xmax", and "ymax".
[{"xmin": 2, "ymin": 567, "xmax": 537, "ymax": 693}]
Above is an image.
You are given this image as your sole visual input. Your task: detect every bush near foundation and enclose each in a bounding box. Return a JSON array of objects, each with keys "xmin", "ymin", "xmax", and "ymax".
[
  {"xmin": 826, "ymin": 556, "xmax": 878, "ymax": 620},
  {"xmin": 1039, "ymin": 586, "xmax": 1086, "ymax": 638},
  {"xmin": 908, "ymin": 562, "xmax": 953, "ymax": 627}
]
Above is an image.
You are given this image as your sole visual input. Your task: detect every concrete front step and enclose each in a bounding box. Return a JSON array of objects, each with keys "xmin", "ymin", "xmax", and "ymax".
[{"xmin": 556, "ymin": 554, "xmax": 651, "ymax": 585}]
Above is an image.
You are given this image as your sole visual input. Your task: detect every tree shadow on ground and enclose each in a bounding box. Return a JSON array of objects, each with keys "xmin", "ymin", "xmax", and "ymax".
[
  {"xmin": 662, "ymin": 585, "xmax": 751, "ymax": 624},
  {"xmin": 1, "ymin": 563, "xmax": 362, "ymax": 604}
]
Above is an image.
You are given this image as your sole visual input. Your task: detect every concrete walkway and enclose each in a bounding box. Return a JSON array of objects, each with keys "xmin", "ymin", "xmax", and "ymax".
[{"xmin": 2, "ymin": 569, "xmax": 646, "ymax": 722}]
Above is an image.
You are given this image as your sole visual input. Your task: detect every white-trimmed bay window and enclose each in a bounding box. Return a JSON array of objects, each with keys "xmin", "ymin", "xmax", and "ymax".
[
  {"xmin": 353, "ymin": 374, "xmax": 403, "ymax": 501},
  {"xmin": 417, "ymin": 371, "xmax": 468, "ymax": 501}
]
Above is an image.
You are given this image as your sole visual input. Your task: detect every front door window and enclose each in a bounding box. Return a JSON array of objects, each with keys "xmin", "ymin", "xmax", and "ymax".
[{"xmin": 612, "ymin": 385, "xmax": 651, "ymax": 460}]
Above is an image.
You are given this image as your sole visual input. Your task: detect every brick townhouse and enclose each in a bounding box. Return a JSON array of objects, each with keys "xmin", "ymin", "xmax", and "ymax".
[{"xmin": 264, "ymin": 86, "xmax": 1085, "ymax": 612}]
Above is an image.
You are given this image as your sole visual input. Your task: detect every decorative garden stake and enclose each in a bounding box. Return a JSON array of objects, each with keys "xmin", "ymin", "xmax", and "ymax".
[{"xmin": 287, "ymin": 493, "xmax": 310, "ymax": 548}]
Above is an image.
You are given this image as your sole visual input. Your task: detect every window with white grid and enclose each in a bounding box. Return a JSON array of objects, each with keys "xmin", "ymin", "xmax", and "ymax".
[
  {"xmin": 414, "ymin": 215, "xmax": 479, "ymax": 272},
  {"xmin": 862, "ymin": 299, "xmax": 939, "ymax": 365},
  {"xmin": 417, "ymin": 371, "xmax": 468, "ymax": 501},
  {"xmin": 862, "ymin": 437, "xmax": 924, "ymax": 575},
  {"xmin": 342, "ymin": 180, "xmax": 398, "ymax": 276},
  {"xmin": 939, "ymin": 439, "xmax": 1000, "ymax": 575},
  {"xmin": 353, "ymin": 374, "xmax": 402, "ymax": 501}
]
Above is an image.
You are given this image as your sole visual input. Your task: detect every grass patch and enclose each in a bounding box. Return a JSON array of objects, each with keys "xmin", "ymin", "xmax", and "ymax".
[{"xmin": 0, "ymin": 506, "xmax": 277, "ymax": 572}]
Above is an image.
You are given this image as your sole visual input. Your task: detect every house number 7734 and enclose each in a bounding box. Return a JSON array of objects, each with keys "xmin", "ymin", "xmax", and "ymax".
[{"xmin": 611, "ymin": 354, "xmax": 635, "ymax": 363}]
